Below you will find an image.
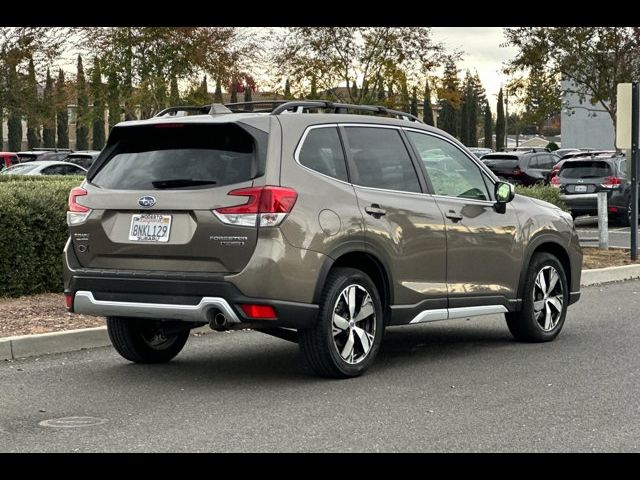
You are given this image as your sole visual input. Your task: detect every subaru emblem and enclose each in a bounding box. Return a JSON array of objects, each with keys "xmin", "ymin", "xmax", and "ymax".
[{"xmin": 138, "ymin": 196, "xmax": 156, "ymax": 208}]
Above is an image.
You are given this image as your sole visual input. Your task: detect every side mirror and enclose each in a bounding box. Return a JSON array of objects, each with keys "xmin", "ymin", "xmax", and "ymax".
[{"xmin": 495, "ymin": 182, "xmax": 515, "ymax": 211}]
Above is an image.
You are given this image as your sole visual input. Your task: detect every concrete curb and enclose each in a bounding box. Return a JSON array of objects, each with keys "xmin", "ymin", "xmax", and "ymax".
[
  {"xmin": 3, "ymin": 266, "xmax": 640, "ymax": 362},
  {"xmin": 1, "ymin": 325, "xmax": 213, "ymax": 361},
  {"xmin": 580, "ymin": 264, "xmax": 640, "ymax": 286}
]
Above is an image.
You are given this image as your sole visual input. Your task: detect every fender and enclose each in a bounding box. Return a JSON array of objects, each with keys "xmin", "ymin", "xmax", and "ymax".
[
  {"xmin": 312, "ymin": 239, "xmax": 395, "ymax": 306},
  {"xmin": 516, "ymin": 232, "xmax": 570, "ymax": 301}
]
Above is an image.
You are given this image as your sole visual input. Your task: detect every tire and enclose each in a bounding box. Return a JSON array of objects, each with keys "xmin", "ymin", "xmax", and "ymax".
[
  {"xmin": 106, "ymin": 317, "xmax": 190, "ymax": 363},
  {"xmin": 299, "ymin": 267, "xmax": 384, "ymax": 378},
  {"xmin": 505, "ymin": 252, "xmax": 569, "ymax": 342},
  {"xmin": 618, "ymin": 199, "xmax": 631, "ymax": 227}
]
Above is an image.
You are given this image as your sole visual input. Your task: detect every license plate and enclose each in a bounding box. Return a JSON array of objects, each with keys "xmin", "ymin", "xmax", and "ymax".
[
  {"xmin": 129, "ymin": 214, "xmax": 172, "ymax": 242},
  {"xmin": 574, "ymin": 185, "xmax": 587, "ymax": 193}
]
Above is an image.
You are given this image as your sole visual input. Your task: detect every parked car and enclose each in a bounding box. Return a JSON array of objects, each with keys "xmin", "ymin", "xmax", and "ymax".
[
  {"xmin": 17, "ymin": 148, "xmax": 73, "ymax": 163},
  {"xmin": 0, "ymin": 152, "xmax": 20, "ymax": 171},
  {"xmin": 65, "ymin": 151, "xmax": 101, "ymax": 169},
  {"xmin": 467, "ymin": 147, "xmax": 493, "ymax": 159},
  {"xmin": 481, "ymin": 150, "xmax": 561, "ymax": 185},
  {"xmin": 553, "ymin": 148, "xmax": 582, "ymax": 159},
  {"xmin": 552, "ymin": 152, "xmax": 632, "ymax": 224},
  {"xmin": 0, "ymin": 160, "xmax": 87, "ymax": 176},
  {"xmin": 549, "ymin": 151, "xmax": 619, "ymax": 181},
  {"xmin": 63, "ymin": 101, "xmax": 582, "ymax": 378}
]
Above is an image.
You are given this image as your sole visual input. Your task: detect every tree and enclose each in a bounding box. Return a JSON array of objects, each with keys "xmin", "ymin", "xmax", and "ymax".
[
  {"xmin": 56, "ymin": 68, "xmax": 68, "ymax": 148},
  {"xmin": 230, "ymin": 77, "xmax": 238, "ymax": 103},
  {"xmin": 107, "ymin": 70, "xmax": 120, "ymax": 132},
  {"xmin": 309, "ymin": 75, "xmax": 318, "ymax": 100},
  {"xmin": 214, "ymin": 77, "xmax": 223, "ymax": 103},
  {"xmin": 495, "ymin": 88, "xmax": 505, "ymax": 151},
  {"xmin": 504, "ymin": 27, "xmax": 640, "ymax": 143},
  {"xmin": 91, "ymin": 58, "xmax": 105, "ymax": 149},
  {"xmin": 483, "ymin": 103, "xmax": 493, "ymax": 149},
  {"xmin": 244, "ymin": 78, "xmax": 252, "ymax": 111},
  {"xmin": 410, "ymin": 87, "xmax": 418, "ymax": 117},
  {"xmin": 437, "ymin": 58, "xmax": 462, "ymax": 137},
  {"xmin": 283, "ymin": 78, "xmax": 291, "ymax": 100},
  {"xmin": 42, "ymin": 68, "xmax": 56, "ymax": 147},
  {"xmin": 460, "ymin": 71, "xmax": 480, "ymax": 146},
  {"xmin": 274, "ymin": 28, "xmax": 449, "ymax": 104},
  {"xmin": 169, "ymin": 75, "xmax": 180, "ymax": 105},
  {"xmin": 7, "ymin": 63, "xmax": 22, "ymax": 151},
  {"xmin": 76, "ymin": 55, "xmax": 89, "ymax": 150},
  {"xmin": 423, "ymin": 78, "xmax": 434, "ymax": 126},
  {"xmin": 25, "ymin": 58, "xmax": 41, "ymax": 149}
]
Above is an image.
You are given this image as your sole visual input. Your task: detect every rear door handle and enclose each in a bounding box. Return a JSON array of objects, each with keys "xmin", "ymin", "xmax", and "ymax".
[
  {"xmin": 445, "ymin": 210, "xmax": 463, "ymax": 222},
  {"xmin": 365, "ymin": 205, "xmax": 387, "ymax": 218}
]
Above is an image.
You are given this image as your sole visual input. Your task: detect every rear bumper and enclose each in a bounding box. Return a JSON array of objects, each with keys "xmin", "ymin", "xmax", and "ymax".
[{"xmin": 66, "ymin": 273, "xmax": 319, "ymax": 329}]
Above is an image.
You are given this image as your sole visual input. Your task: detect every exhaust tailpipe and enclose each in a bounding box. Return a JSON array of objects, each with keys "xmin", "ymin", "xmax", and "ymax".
[{"xmin": 209, "ymin": 310, "xmax": 229, "ymax": 330}]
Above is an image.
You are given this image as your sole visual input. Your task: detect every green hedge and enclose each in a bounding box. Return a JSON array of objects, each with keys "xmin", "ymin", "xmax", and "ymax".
[
  {"xmin": 515, "ymin": 184, "xmax": 568, "ymax": 212},
  {"xmin": 0, "ymin": 177, "xmax": 84, "ymax": 297}
]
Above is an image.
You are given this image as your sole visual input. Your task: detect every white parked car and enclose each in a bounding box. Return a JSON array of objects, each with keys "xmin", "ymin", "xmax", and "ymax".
[{"xmin": 0, "ymin": 160, "xmax": 88, "ymax": 176}]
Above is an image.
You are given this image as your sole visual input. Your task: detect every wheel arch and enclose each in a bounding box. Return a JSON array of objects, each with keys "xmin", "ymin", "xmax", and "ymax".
[
  {"xmin": 517, "ymin": 235, "xmax": 572, "ymax": 301},
  {"xmin": 313, "ymin": 245, "xmax": 393, "ymax": 320}
]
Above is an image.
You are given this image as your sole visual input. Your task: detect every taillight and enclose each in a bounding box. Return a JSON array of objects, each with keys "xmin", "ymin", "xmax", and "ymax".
[
  {"xmin": 550, "ymin": 176, "xmax": 560, "ymax": 188},
  {"xmin": 213, "ymin": 186, "xmax": 298, "ymax": 227},
  {"xmin": 602, "ymin": 176, "xmax": 622, "ymax": 189},
  {"xmin": 512, "ymin": 167, "xmax": 523, "ymax": 176},
  {"xmin": 67, "ymin": 186, "xmax": 92, "ymax": 226}
]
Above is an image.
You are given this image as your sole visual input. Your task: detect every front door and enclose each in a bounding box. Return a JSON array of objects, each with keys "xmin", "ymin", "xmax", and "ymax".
[{"xmin": 405, "ymin": 130, "xmax": 523, "ymax": 310}]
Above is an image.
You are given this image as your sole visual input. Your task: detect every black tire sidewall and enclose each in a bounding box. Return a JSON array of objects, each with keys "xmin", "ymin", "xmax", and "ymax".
[{"xmin": 320, "ymin": 269, "xmax": 384, "ymax": 377}]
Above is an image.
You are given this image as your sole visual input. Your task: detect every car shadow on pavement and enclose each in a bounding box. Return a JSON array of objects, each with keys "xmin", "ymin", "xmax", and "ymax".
[{"xmin": 99, "ymin": 322, "xmax": 519, "ymax": 384}]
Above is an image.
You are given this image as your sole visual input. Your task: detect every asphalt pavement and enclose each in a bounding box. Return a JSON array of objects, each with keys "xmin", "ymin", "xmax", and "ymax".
[
  {"xmin": 575, "ymin": 215, "xmax": 637, "ymax": 249},
  {"xmin": 2, "ymin": 280, "xmax": 640, "ymax": 452}
]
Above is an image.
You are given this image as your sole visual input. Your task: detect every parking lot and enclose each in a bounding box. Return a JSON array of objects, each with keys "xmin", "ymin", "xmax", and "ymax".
[{"xmin": 575, "ymin": 216, "xmax": 637, "ymax": 249}]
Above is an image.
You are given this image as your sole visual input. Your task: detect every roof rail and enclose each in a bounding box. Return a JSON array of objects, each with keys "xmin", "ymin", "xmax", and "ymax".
[
  {"xmin": 270, "ymin": 100, "xmax": 422, "ymax": 123},
  {"xmin": 224, "ymin": 100, "xmax": 289, "ymax": 112},
  {"xmin": 154, "ymin": 104, "xmax": 232, "ymax": 117}
]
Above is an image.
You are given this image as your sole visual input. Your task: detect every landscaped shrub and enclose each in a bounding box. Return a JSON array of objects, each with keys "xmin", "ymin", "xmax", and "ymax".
[
  {"xmin": 515, "ymin": 184, "xmax": 568, "ymax": 212},
  {"xmin": 0, "ymin": 176, "xmax": 84, "ymax": 297}
]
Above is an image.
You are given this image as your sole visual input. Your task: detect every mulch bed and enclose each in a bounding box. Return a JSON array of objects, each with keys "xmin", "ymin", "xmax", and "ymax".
[{"xmin": 582, "ymin": 247, "xmax": 639, "ymax": 269}]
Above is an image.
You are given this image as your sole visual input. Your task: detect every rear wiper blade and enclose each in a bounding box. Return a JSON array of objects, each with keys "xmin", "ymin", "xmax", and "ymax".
[{"xmin": 151, "ymin": 179, "xmax": 217, "ymax": 188}]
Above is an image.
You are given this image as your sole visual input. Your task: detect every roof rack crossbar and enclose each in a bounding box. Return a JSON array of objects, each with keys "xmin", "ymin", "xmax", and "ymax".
[
  {"xmin": 155, "ymin": 105, "xmax": 213, "ymax": 117},
  {"xmin": 270, "ymin": 101, "xmax": 422, "ymax": 123}
]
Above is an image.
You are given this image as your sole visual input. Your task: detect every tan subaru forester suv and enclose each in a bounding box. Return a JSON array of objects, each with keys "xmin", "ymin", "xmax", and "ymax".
[{"xmin": 63, "ymin": 101, "xmax": 582, "ymax": 378}]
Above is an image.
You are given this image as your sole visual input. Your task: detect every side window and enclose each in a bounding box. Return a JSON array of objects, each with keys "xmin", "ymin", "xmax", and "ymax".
[
  {"xmin": 41, "ymin": 165, "xmax": 63, "ymax": 175},
  {"xmin": 407, "ymin": 131, "xmax": 491, "ymax": 201},
  {"xmin": 344, "ymin": 127, "xmax": 421, "ymax": 193},
  {"xmin": 298, "ymin": 127, "xmax": 348, "ymax": 182},
  {"xmin": 528, "ymin": 156, "xmax": 540, "ymax": 169},
  {"xmin": 539, "ymin": 155, "xmax": 557, "ymax": 169}
]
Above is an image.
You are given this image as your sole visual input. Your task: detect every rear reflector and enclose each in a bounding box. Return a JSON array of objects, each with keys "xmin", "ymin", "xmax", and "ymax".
[
  {"xmin": 608, "ymin": 206, "xmax": 618, "ymax": 213},
  {"xmin": 239, "ymin": 304, "xmax": 277, "ymax": 320},
  {"xmin": 65, "ymin": 294, "xmax": 73, "ymax": 311}
]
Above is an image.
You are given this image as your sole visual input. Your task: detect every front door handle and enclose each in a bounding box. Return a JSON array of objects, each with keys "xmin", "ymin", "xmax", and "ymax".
[
  {"xmin": 445, "ymin": 210, "xmax": 463, "ymax": 222},
  {"xmin": 365, "ymin": 204, "xmax": 387, "ymax": 218}
]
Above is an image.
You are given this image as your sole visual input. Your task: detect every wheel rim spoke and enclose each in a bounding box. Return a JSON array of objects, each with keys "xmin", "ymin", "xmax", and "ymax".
[
  {"xmin": 354, "ymin": 326, "xmax": 374, "ymax": 354},
  {"xmin": 543, "ymin": 303, "xmax": 552, "ymax": 330},
  {"xmin": 547, "ymin": 269, "xmax": 559, "ymax": 295},
  {"xmin": 533, "ymin": 299, "xmax": 545, "ymax": 312},
  {"xmin": 354, "ymin": 296, "xmax": 374, "ymax": 322},
  {"xmin": 341, "ymin": 330, "xmax": 355, "ymax": 360},
  {"xmin": 333, "ymin": 314, "xmax": 349, "ymax": 331},
  {"xmin": 547, "ymin": 295, "xmax": 563, "ymax": 313},
  {"xmin": 348, "ymin": 286, "xmax": 357, "ymax": 320},
  {"xmin": 536, "ymin": 270, "xmax": 547, "ymax": 295}
]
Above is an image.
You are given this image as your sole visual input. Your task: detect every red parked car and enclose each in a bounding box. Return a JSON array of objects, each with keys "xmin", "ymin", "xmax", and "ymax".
[{"xmin": 0, "ymin": 152, "xmax": 20, "ymax": 171}]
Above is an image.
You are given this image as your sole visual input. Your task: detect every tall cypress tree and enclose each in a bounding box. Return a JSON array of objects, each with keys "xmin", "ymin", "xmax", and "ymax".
[
  {"xmin": 438, "ymin": 59, "xmax": 461, "ymax": 137},
  {"xmin": 423, "ymin": 79, "xmax": 434, "ymax": 126},
  {"xmin": 309, "ymin": 75, "xmax": 318, "ymax": 100},
  {"xmin": 169, "ymin": 76, "xmax": 180, "ymax": 105},
  {"xmin": 230, "ymin": 78, "xmax": 238, "ymax": 103},
  {"xmin": 42, "ymin": 68, "xmax": 56, "ymax": 148},
  {"xmin": 400, "ymin": 77, "xmax": 410, "ymax": 113},
  {"xmin": 56, "ymin": 69, "xmax": 68, "ymax": 148},
  {"xmin": 26, "ymin": 58, "xmax": 41, "ymax": 149},
  {"xmin": 199, "ymin": 75, "xmax": 209, "ymax": 102},
  {"xmin": 7, "ymin": 63, "xmax": 23, "ymax": 152},
  {"xmin": 107, "ymin": 70, "xmax": 120, "ymax": 132},
  {"xmin": 483, "ymin": 103, "xmax": 493, "ymax": 149},
  {"xmin": 0, "ymin": 103, "xmax": 3, "ymax": 151},
  {"xmin": 90, "ymin": 58, "xmax": 105, "ymax": 150},
  {"xmin": 284, "ymin": 78, "xmax": 291, "ymax": 100},
  {"xmin": 75, "ymin": 55, "xmax": 89, "ymax": 150},
  {"xmin": 244, "ymin": 80, "xmax": 253, "ymax": 111},
  {"xmin": 214, "ymin": 77, "xmax": 223, "ymax": 103},
  {"xmin": 495, "ymin": 88, "xmax": 505, "ymax": 152},
  {"xmin": 410, "ymin": 87, "xmax": 418, "ymax": 117}
]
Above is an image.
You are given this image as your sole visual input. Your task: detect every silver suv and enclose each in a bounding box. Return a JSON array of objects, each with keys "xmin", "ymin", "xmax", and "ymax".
[{"xmin": 63, "ymin": 101, "xmax": 583, "ymax": 378}]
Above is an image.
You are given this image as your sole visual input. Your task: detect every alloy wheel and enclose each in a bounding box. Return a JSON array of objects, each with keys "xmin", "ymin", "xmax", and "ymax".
[
  {"xmin": 331, "ymin": 284, "xmax": 376, "ymax": 364},
  {"xmin": 532, "ymin": 266, "xmax": 564, "ymax": 332}
]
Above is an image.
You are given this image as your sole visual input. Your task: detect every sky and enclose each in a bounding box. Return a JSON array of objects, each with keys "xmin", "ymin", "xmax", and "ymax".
[{"xmin": 431, "ymin": 27, "xmax": 518, "ymax": 105}]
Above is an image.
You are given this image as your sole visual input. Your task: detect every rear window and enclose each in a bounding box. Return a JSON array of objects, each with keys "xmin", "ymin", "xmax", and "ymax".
[
  {"xmin": 1, "ymin": 164, "xmax": 39, "ymax": 174},
  {"xmin": 18, "ymin": 154, "xmax": 39, "ymax": 162},
  {"xmin": 91, "ymin": 124, "xmax": 257, "ymax": 190},
  {"xmin": 559, "ymin": 161, "xmax": 612, "ymax": 179},
  {"xmin": 482, "ymin": 155, "xmax": 519, "ymax": 167}
]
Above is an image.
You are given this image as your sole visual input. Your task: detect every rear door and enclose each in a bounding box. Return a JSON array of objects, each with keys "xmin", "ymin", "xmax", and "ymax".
[
  {"xmin": 342, "ymin": 125, "xmax": 448, "ymax": 310},
  {"xmin": 72, "ymin": 122, "xmax": 265, "ymax": 273}
]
